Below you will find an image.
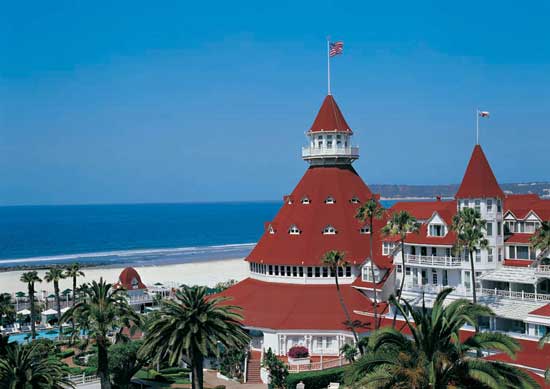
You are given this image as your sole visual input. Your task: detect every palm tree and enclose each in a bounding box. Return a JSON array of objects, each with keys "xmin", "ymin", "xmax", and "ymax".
[
  {"xmin": 451, "ymin": 207, "xmax": 488, "ymax": 303},
  {"xmin": 0, "ymin": 341, "xmax": 74, "ymax": 388},
  {"xmin": 65, "ymin": 263, "xmax": 85, "ymax": 306},
  {"xmin": 340, "ymin": 343, "xmax": 358, "ymax": 363},
  {"xmin": 20, "ymin": 271, "xmax": 42, "ymax": 339},
  {"xmin": 531, "ymin": 221, "xmax": 550, "ymax": 261},
  {"xmin": 382, "ymin": 210, "xmax": 419, "ymax": 326},
  {"xmin": 139, "ymin": 286, "xmax": 250, "ymax": 389},
  {"xmin": 346, "ymin": 288, "xmax": 539, "ymax": 389},
  {"xmin": 44, "ymin": 267, "xmax": 66, "ymax": 326},
  {"xmin": 322, "ymin": 250, "xmax": 362, "ymax": 350},
  {"xmin": 61, "ymin": 278, "xmax": 140, "ymax": 389},
  {"xmin": 356, "ymin": 198, "xmax": 385, "ymax": 330},
  {"xmin": 0, "ymin": 293, "xmax": 15, "ymax": 326}
]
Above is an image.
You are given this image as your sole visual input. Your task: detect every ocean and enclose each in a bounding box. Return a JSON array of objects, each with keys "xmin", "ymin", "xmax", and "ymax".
[{"xmin": 0, "ymin": 201, "xmax": 396, "ymax": 268}]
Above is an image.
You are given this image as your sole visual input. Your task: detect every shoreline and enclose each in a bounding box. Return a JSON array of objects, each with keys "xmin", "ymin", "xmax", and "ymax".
[{"xmin": 0, "ymin": 257, "xmax": 249, "ymax": 295}]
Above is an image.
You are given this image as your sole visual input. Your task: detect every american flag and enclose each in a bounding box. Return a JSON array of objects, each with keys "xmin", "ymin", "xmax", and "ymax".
[
  {"xmin": 329, "ymin": 41, "xmax": 344, "ymax": 57},
  {"xmin": 478, "ymin": 111, "xmax": 490, "ymax": 118}
]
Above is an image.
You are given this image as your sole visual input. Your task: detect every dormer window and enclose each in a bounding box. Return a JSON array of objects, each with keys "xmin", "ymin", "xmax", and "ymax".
[
  {"xmin": 360, "ymin": 225, "xmax": 370, "ymax": 234},
  {"xmin": 350, "ymin": 196, "xmax": 360, "ymax": 204},
  {"xmin": 289, "ymin": 225, "xmax": 301, "ymax": 235},
  {"xmin": 323, "ymin": 225, "xmax": 337, "ymax": 235},
  {"xmin": 428, "ymin": 224, "xmax": 445, "ymax": 237},
  {"xmin": 268, "ymin": 225, "xmax": 276, "ymax": 235},
  {"xmin": 325, "ymin": 196, "xmax": 335, "ymax": 204},
  {"xmin": 301, "ymin": 196, "xmax": 310, "ymax": 205}
]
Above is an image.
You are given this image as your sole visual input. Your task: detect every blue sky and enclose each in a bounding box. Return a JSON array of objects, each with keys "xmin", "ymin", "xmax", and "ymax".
[{"xmin": 1, "ymin": 1, "xmax": 549, "ymax": 205}]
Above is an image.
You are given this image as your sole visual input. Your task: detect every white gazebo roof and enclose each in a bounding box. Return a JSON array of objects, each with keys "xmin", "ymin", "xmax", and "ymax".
[
  {"xmin": 42, "ymin": 309, "xmax": 58, "ymax": 315},
  {"xmin": 17, "ymin": 309, "xmax": 31, "ymax": 315},
  {"xmin": 60, "ymin": 307, "xmax": 71, "ymax": 313},
  {"xmin": 478, "ymin": 267, "xmax": 536, "ymax": 284}
]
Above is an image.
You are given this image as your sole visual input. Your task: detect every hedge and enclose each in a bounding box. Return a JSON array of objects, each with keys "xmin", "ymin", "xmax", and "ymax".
[
  {"xmin": 57, "ymin": 349, "xmax": 75, "ymax": 359},
  {"xmin": 159, "ymin": 367, "xmax": 191, "ymax": 375},
  {"xmin": 286, "ymin": 367, "xmax": 345, "ymax": 389}
]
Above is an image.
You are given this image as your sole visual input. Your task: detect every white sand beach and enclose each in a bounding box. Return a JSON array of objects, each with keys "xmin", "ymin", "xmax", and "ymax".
[{"xmin": 0, "ymin": 258, "xmax": 249, "ymax": 296}]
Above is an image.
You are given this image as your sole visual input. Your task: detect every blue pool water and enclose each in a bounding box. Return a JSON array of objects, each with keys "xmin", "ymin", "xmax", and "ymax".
[{"xmin": 8, "ymin": 329, "xmax": 60, "ymax": 343}]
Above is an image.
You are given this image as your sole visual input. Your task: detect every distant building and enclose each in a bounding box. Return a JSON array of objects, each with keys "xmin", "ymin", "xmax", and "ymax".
[{"xmin": 115, "ymin": 267, "xmax": 152, "ymax": 309}]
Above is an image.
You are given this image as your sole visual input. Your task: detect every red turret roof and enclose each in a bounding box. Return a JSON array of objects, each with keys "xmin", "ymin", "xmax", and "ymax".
[
  {"xmin": 455, "ymin": 145, "xmax": 504, "ymax": 199},
  {"xmin": 309, "ymin": 95, "xmax": 352, "ymax": 133},
  {"xmin": 117, "ymin": 267, "xmax": 146, "ymax": 290},
  {"xmin": 247, "ymin": 165, "xmax": 392, "ymax": 269}
]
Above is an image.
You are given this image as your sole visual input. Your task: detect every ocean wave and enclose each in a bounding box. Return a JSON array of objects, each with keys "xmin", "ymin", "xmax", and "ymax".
[{"xmin": 0, "ymin": 243, "xmax": 256, "ymax": 266}]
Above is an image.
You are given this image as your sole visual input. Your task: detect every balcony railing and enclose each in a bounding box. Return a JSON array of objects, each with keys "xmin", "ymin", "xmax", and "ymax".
[
  {"xmin": 403, "ymin": 254, "xmax": 463, "ymax": 268},
  {"xmin": 287, "ymin": 356, "xmax": 348, "ymax": 372},
  {"xmin": 535, "ymin": 265, "xmax": 550, "ymax": 275},
  {"xmin": 480, "ymin": 288, "xmax": 550, "ymax": 302},
  {"xmin": 302, "ymin": 146, "xmax": 359, "ymax": 159}
]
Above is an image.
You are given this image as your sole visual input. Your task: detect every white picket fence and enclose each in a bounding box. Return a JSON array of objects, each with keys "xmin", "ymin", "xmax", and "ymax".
[{"xmin": 66, "ymin": 373, "xmax": 100, "ymax": 385}]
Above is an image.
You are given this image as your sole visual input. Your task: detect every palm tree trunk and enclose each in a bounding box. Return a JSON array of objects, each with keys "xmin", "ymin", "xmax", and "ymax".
[
  {"xmin": 469, "ymin": 250, "xmax": 477, "ymax": 303},
  {"xmin": 369, "ymin": 215, "xmax": 379, "ymax": 331},
  {"xmin": 72, "ymin": 276, "xmax": 77, "ymax": 306},
  {"xmin": 54, "ymin": 281, "xmax": 62, "ymax": 327},
  {"xmin": 97, "ymin": 335, "xmax": 112, "ymax": 389},
  {"xmin": 29, "ymin": 284, "xmax": 36, "ymax": 339},
  {"xmin": 191, "ymin": 347, "xmax": 204, "ymax": 389},
  {"xmin": 334, "ymin": 270, "xmax": 360, "ymax": 350},
  {"xmin": 392, "ymin": 238, "xmax": 406, "ymax": 328}
]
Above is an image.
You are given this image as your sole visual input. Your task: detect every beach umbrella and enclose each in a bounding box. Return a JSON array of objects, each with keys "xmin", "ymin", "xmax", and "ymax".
[
  {"xmin": 15, "ymin": 292, "xmax": 25, "ymax": 298},
  {"xmin": 17, "ymin": 309, "xmax": 31, "ymax": 315},
  {"xmin": 48, "ymin": 294, "xmax": 56, "ymax": 299},
  {"xmin": 154, "ymin": 282, "xmax": 164, "ymax": 286},
  {"xmin": 60, "ymin": 307, "xmax": 71, "ymax": 313},
  {"xmin": 42, "ymin": 309, "xmax": 58, "ymax": 315}
]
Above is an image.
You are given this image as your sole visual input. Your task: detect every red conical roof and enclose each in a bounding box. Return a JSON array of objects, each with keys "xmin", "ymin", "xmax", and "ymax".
[
  {"xmin": 117, "ymin": 267, "xmax": 146, "ymax": 290},
  {"xmin": 455, "ymin": 145, "xmax": 504, "ymax": 199},
  {"xmin": 247, "ymin": 165, "xmax": 391, "ymax": 269},
  {"xmin": 309, "ymin": 95, "xmax": 352, "ymax": 133}
]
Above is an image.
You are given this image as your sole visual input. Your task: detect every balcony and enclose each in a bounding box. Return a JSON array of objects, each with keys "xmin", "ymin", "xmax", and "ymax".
[
  {"xmin": 402, "ymin": 254, "xmax": 463, "ymax": 268},
  {"xmin": 302, "ymin": 146, "xmax": 359, "ymax": 160},
  {"xmin": 480, "ymin": 288, "xmax": 550, "ymax": 302},
  {"xmin": 535, "ymin": 265, "xmax": 550, "ymax": 276}
]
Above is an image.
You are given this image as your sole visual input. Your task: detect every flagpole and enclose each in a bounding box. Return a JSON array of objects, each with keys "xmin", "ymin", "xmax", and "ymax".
[
  {"xmin": 327, "ymin": 38, "xmax": 331, "ymax": 95},
  {"xmin": 476, "ymin": 108, "xmax": 479, "ymax": 145}
]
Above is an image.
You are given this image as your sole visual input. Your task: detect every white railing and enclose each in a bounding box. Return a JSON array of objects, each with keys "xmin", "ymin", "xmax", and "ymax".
[
  {"xmin": 287, "ymin": 356, "xmax": 348, "ymax": 373},
  {"xmin": 302, "ymin": 146, "xmax": 359, "ymax": 158},
  {"xmin": 536, "ymin": 265, "xmax": 550, "ymax": 275},
  {"xmin": 480, "ymin": 288, "xmax": 550, "ymax": 302},
  {"xmin": 66, "ymin": 373, "xmax": 100, "ymax": 385},
  {"xmin": 404, "ymin": 254, "xmax": 463, "ymax": 268}
]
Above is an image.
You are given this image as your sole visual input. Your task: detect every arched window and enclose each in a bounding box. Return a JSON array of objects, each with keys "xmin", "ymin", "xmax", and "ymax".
[
  {"xmin": 289, "ymin": 225, "xmax": 301, "ymax": 235},
  {"xmin": 360, "ymin": 225, "xmax": 370, "ymax": 234},
  {"xmin": 301, "ymin": 196, "xmax": 310, "ymax": 205},
  {"xmin": 268, "ymin": 225, "xmax": 276, "ymax": 234},
  {"xmin": 350, "ymin": 196, "xmax": 361, "ymax": 204},
  {"xmin": 325, "ymin": 196, "xmax": 335, "ymax": 204},
  {"xmin": 323, "ymin": 225, "xmax": 337, "ymax": 235}
]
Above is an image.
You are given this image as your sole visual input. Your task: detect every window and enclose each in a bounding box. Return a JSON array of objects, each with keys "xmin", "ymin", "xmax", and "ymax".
[
  {"xmin": 383, "ymin": 242, "xmax": 395, "ymax": 255},
  {"xmin": 432, "ymin": 269, "xmax": 438, "ymax": 285},
  {"xmin": 517, "ymin": 246, "xmax": 529, "ymax": 260},
  {"xmin": 325, "ymin": 196, "xmax": 335, "ymax": 204},
  {"xmin": 299, "ymin": 267, "xmax": 304, "ymax": 277},
  {"xmin": 509, "ymin": 246, "xmax": 516, "ymax": 259},
  {"xmin": 488, "ymin": 248, "xmax": 493, "ymax": 262},
  {"xmin": 338, "ymin": 267, "xmax": 344, "ymax": 277},
  {"xmin": 475, "ymin": 272, "xmax": 482, "ymax": 288},
  {"xmin": 322, "ymin": 267, "xmax": 328, "ymax": 277},
  {"xmin": 360, "ymin": 225, "xmax": 370, "ymax": 234},
  {"xmin": 413, "ymin": 268, "xmax": 418, "ymax": 284},
  {"xmin": 289, "ymin": 224, "xmax": 301, "ymax": 235},
  {"xmin": 350, "ymin": 196, "xmax": 360, "ymax": 204},
  {"xmin": 411, "ymin": 246, "xmax": 416, "ymax": 255},
  {"xmin": 475, "ymin": 200, "xmax": 481, "ymax": 213},
  {"xmin": 314, "ymin": 267, "xmax": 321, "ymax": 277},
  {"xmin": 326, "ymin": 135, "xmax": 333, "ymax": 148},
  {"xmin": 292, "ymin": 266, "xmax": 298, "ymax": 277},
  {"xmin": 465, "ymin": 271, "xmax": 471, "ymax": 289},
  {"xmin": 429, "ymin": 224, "xmax": 444, "ymax": 237},
  {"xmin": 498, "ymin": 248, "xmax": 503, "ymax": 262},
  {"xmin": 421, "ymin": 246, "xmax": 427, "ymax": 256},
  {"xmin": 475, "ymin": 250, "xmax": 481, "ymax": 262},
  {"xmin": 397, "ymin": 264, "xmax": 402, "ymax": 273},
  {"xmin": 487, "ymin": 223, "xmax": 493, "ymax": 236},
  {"xmin": 405, "ymin": 267, "xmax": 411, "ymax": 276},
  {"xmin": 280, "ymin": 266, "xmax": 285, "ymax": 276},
  {"xmin": 445, "ymin": 247, "xmax": 451, "ymax": 257},
  {"xmin": 287, "ymin": 266, "xmax": 291, "ymax": 275},
  {"xmin": 487, "ymin": 199, "xmax": 493, "ymax": 212},
  {"xmin": 497, "ymin": 222, "xmax": 502, "ymax": 236},
  {"xmin": 323, "ymin": 225, "xmax": 337, "ymax": 235},
  {"xmin": 346, "ymin": 266, "xmax": 352, "ymax": 277},
  {"xmin": 431, "ymin": 247, "xmax": 437, "ymax": 256},
  {"xmin": 443, "ymin": 270, "xmax": 448, "ymax": 286},
  {"xmin": 497, "ymin": 200, "xmax": 502, "ymax": 212},
  {"xmin": 307, "ymin": 267, "xmax": 313, "ymax": 277},
  {"xmin": 301, "ymin": 196, "xmax": 310, "ymax": 205},
  {"xmin": 525, "ymin": 222, "xmax": 536, "ymax": 233},
  {"xmin": 275, "ymin": 265, "xmax": 279, "ymax": 276},
  {"xmin": 268, "ymin": 265, "xmax": 273, "ymax": 275},
  {"xmin": 268, "ymin": 225, "xmax": 276, "ymax": 234}
]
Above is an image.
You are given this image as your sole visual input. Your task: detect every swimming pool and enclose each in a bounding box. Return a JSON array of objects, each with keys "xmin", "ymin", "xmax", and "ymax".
[{"xmin": 8, "ymin": 329, "xmax": 60, "ymax": 343}]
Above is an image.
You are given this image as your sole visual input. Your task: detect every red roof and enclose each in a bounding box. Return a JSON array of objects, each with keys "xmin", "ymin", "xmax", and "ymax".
[
  {"xmin": 117, "ymin": 267, "xmax": 146, "ymax": 290},
  {"xmin": 309, "ymin": 95, "xmax": 352, "ymax": 133},
  {"xmin": 503, "ymin": 259, "xmax": 533, "ymax": 267},
  {"xmin": 505, "ymin": 194, "xmax": 550, "ymax": 220},
  {"xmin": 247, "ymin": 165, "xmax": 391, "ymax": 268},
  {"xmin": 528, "ymin": 304, "xmax": 550, "ymax": 317},
  {"xmin": 485, "ymin": 337, "xmax": 550, "ymax": 372},
  {"xmin": 218, "ymin": 278, "xmax": 374, "ymax": 332},
  {"xmin": 455, "ymin": 145, "xmax": 504, "ymax": 199},
  {"xmin": 505, "ymin": 233, "xmax": 534, "ymax": 244},
  {"xmin": 351, "ymin": 268, "xmax": 393, "ymax": 291}
]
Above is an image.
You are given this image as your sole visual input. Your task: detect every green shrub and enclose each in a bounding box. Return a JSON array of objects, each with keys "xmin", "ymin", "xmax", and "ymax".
[
  {"xmin": 286, "ymin": 367, "xmax": 345, "ymax": 389},
  {"xmin": 67, "ymin": 366, "xmax": 85, "ymax": 375},
  {"xmin": 83, "ymin": 366, "xmax": 97, "ymax": 376},
  {"xmin": 57, "ymin": 349, "xmax": 75, "ymax": 359},
  {"xmin": 213, "ymin": 386, "xmax": 226, "ymax": 389},
  {"xmin": 159, "ymin": 367, "xmax": 190, "ymax": 375}
]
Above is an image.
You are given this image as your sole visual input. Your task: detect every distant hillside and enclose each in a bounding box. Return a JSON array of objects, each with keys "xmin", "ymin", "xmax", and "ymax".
[{"xmin": 371, "ymin": 182, "xmax": 550, "ymax": 200}]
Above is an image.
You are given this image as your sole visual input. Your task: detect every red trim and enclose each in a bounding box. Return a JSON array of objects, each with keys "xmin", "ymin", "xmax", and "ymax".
[{"xmin": 503, "ymin": 259, "xmax": 533, "ymax": 267}]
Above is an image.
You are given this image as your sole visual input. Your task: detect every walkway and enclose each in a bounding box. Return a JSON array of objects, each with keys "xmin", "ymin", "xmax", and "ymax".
[{"xmin": 203, "ymin": 370, "xmax": 266, "ymax": 389}]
